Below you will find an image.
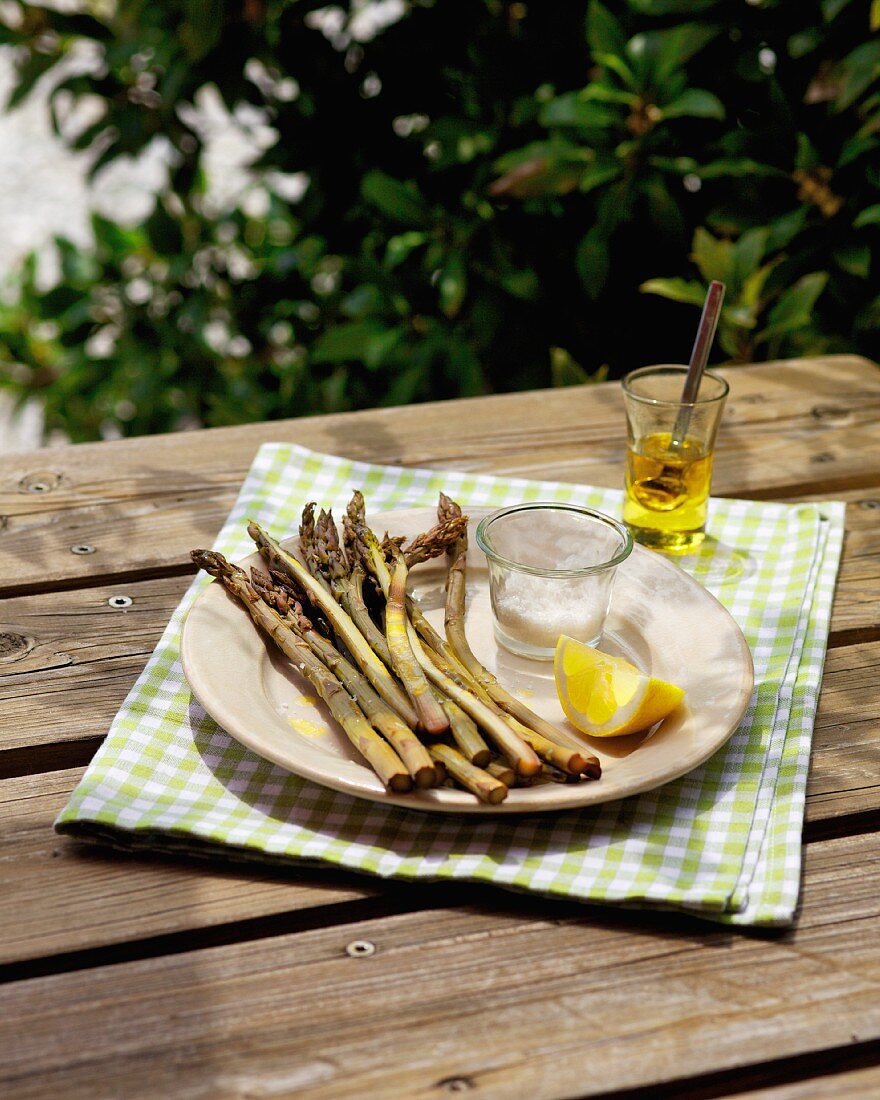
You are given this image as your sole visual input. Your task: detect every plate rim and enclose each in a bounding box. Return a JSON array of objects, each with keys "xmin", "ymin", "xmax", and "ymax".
[{"xmin": 181, "ymin": 506, "xmax": 755, "ymax": 815}]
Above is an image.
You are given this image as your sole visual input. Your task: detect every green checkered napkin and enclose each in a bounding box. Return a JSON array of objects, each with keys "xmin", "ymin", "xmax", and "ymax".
[{"xmin": 56, "ymin": 444, "xmax": 844, "ymax": 926}]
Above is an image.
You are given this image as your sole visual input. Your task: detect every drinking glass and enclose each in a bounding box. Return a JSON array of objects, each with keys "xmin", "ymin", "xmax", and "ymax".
[
  {"xmin": 621, "ymin": 364, "xmax": 729, "ymax": 553},
  {"xmin": 475, "ymin": 503, "xmax": 633, "ymax": 660}
]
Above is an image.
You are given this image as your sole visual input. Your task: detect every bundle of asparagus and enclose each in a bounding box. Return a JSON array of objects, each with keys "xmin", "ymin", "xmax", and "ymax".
[{"xmin": 191, "ymin": 493, "xmax": 601, "ymax": 805}]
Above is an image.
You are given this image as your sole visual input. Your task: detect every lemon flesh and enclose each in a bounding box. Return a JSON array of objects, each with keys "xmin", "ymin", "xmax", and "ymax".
[{"xmin": 554, "ymin": 635, "xmax": 685, "ymax": 737}]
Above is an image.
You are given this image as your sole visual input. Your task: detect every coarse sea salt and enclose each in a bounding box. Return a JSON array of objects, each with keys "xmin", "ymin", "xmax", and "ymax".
[
  {"xmin": 478, "ymin": 503, "xmax": 631, "ymax": 659},
  {"xmin": 490, "ymin": 570, "xmax": 611, "ymax": 652}
]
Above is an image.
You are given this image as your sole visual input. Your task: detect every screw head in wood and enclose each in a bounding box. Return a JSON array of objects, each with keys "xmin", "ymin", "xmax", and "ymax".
[
  {"xmin": 108, "ymin": 595, "xmax": 133, "ymax": 609},
  {"xmin": 71, "ymin": 544, "xmax": 96, "ymax": 555},
  {"xmin": 18, "ymin": 471, "xmax": 61, "ymax": 494},
  {"xmin": 345, "ymin": 940, "xmax": 376, "ymax": 958}
]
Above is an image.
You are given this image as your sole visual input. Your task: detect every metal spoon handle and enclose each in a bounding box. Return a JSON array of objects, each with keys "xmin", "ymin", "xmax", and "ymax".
[{"xmin": 673, "ymin": 280, "xmax": 725, "ymax": 443}]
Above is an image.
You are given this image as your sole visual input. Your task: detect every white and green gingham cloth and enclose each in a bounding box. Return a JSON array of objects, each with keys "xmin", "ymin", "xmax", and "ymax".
[{"xmin": 56, "ymin": 443, "xmax": 845, "ymax": 926}]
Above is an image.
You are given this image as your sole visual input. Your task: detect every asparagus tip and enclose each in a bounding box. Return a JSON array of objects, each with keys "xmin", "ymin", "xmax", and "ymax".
[{"xmin": 191, "ymin": 549, "xmax": 235, "ymax": 577}]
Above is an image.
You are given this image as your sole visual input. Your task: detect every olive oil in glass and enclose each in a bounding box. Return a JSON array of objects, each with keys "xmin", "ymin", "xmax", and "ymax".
[{"xmin": 624, "ymin": 432, "xmax": 713, "ymax": 552}]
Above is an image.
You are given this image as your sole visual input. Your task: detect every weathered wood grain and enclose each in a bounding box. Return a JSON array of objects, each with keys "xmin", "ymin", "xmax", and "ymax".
[
  {"xmin": 809, "ymin": 642, "xmax": 880, "ymax": 821},
  {"xmin": 0, "ymin": 356, "xmax": 876, "ymax": 598},
  {"xmin": 0, "ymin": 770, "xmax": 378, "ymax": 967},
  {"xmin": 0, "ymin": 576, "xmax": 191, "ymax": 758},
  {"xmin": 1, "ymin": 830, "xmax": 879, "ymax": 1100},
  {"xmin": 2, "ymin": 574, "xmax": 878, "ymax": 817},
  {"xmin": 0, "ymin": 635, "xmax": 874, "ymax": 965}
]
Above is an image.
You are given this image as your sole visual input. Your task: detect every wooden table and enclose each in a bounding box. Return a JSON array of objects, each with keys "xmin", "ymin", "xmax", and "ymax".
[{"xmin": 1, "ymin": 354, "xmax": 879, "ymax": 1099}]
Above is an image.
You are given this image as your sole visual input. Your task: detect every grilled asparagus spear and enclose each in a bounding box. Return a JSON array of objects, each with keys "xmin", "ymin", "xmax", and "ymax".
[
  {"xmin": 191, "ymin": 550, "xmax": 411, "ymax": 793},
  {"xmin": 346, "ymin": 495, "xmax": 542, "ymax": 778},
  {"xmin": 247, "ymin": 522, "xmax": 420, "ymax": 731},
  {"xmin": 250, "ymin": 568, "xmax": 437, "ymax": 789}
]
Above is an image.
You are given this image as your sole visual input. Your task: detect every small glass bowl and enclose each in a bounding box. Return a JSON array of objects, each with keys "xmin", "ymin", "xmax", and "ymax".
[{"xmin": 475, "ymin": 502, "xmax": 634, "ymax": 660}]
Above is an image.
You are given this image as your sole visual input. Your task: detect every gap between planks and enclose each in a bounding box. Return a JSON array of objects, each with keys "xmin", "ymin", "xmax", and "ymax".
[
  {"xmin": 591, "ymin": 1038, "xmax": 880, "ymax": 1099},
  {"xmin": 0, "ymin": 759, "xmax": 877, "ymax": 978},
  {"xmin": 1, "ymin": 828, "xmax": 880, "ymax": 1099}
]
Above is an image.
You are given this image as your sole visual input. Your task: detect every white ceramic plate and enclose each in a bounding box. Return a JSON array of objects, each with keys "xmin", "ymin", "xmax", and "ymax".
[{"xmin": 181, "ymin": 507, "xmax": 754, "ymax": 814}]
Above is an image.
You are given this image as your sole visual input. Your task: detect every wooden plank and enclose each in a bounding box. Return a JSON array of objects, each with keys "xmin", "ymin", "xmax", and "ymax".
[
  {"xmin": 0, "ymin": 356, "xmax": 877, "ymax": 598},
  {"xmin": 0, "ymin": 637, "xmax": 875, "ymax": 965},
  {"xmin": 2, "ymin": 576, "xmax": 879, "ymax": 814},
  {"xmin": 809, "ymin": 642, "xmax": 880, "ymax": 822},
  {"xmin": 0, "ymin": 769, "xmax": 378, "ymax": 966},
  {"xmin": 1, "ymin": 830, "xmax": 879, "ymax": 1100},
  {"xmin": 0, "ymin": 576, "xmax": 192, "ymax": 758},
  {"xmin": 775, "ymin": 486, "xmax": 880, "ymax": 646},
  {"xmin": 823, "ymin": 506, "xmax": 880, "ymax": 646}
]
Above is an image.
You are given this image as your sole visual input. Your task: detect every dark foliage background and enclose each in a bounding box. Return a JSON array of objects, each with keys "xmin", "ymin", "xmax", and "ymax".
[{"xmin": 1, "ymin": 0, "xmax": 878, "ymax": 442}]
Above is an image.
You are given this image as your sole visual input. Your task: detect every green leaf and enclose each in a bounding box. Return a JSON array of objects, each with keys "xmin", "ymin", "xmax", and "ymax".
[
  {"xmin": 446, "ymin": 339, "xmax": 485, "ymax": 397},
  {"xmin": 594, "ymin": 52, "xmax": 637, "ymax": 88},
  {"xmin": 788, "ymin": 29, "xmax": 823, "ymax": 59},
  {"xmin": 576, "ymin": 231, "xmax": 609, "ymax": 299},
  {"xmin": 660, "ymin": 89, "xmax": 725, "ymax": 120},
  {"xmin": 795, "ymin": 133, "xmax": 820, "ymax": 172},
  {"xmin": 698, "ymin": 159, "xmax": 787, "ymax": 179},
  {"xmin": 838, "ymin": 131, "xmax": 880, "ymax": 167},
  {"xmin": 628, "ymin": 0, "xmax": 717, "ymax": 11},
  {"xmin": 854, "ymin": 204, "xmax": 880, "ymax": 227},
  {"xmin": 384, "ymin": 231, "xmax": 428, "ymax": 268},
  {"xmin": 311, "ymin": 321, "xmax": 390, "ymax": 365},
  {"xmin": 384, "ymin": 363, "xmax": 426, "ymax": 406},
  {"xmin": 732, "ymin": 228, "xmax": 769, "ymax": 289},
  {"xmin": 493, "ymin": 141, "xmax": 593, "ymax": 174},
  {"xmin": 577, "ymin": 164, "xmax": 621, "ymax": 194},
  {"xmin": 758, "ymin": 273, "xmax": 829, "ymax": 342},
  {"xmin": 7, "ymin": 52, "xmax": 60, "ymax": 109},
  {"xmin": 641, "ymin": 178, "xmax": 685, "ymax": 240},
  {"xmin": 586, "ymin": 2, "xmax": 627, "ymax": 58},
  {"xmin": 724, "ymin": 303, "xmax": 760, "ymax": 330},
  {"xmin": 654, "ymin": 24, "xmax": 721, "ymax": 85},
  {"xmin": 363, "ymin": 327, "xmax": 405, "ymax": 370},
  {"xmin": 55, "ymin": 238, "xmax": 100, "ymax": 285},
  {"xmin": 639, "ymin": 278, "xmax": 707, "ymax": 306},
  {"xmin": 822, "ymin": 0, "xmax": 855, "ymax": 21},
  {"xmin": 183, "ymin": 0, "xmax": 224, "ymax": 60},
  {"xmin": 539, "ymin": 94, "xmax": 620, "ymax": 129},
  {"xmin": 438, "ymin": 250, "xmax": 467, "ymax": 318},
  {"xmin": 491, "ymin": 141, "xmax": 594, "ymax": 197},
  {"xmin": 501, "ymin": 269, "xmax": 540, "ymax": 300},
  {"xmin": 649, "ymin": 155, "xmax": 701, "ymax": 175},
  {"xmin": 577, "ymin": 85, "xmax": 639, "ymax": 106},
  {"xmin": 835, "ymin": 243, "xmax": 871, "ymax": 277},
  {"xmin": 361, "ymin": 170, "xmax": 430, "ymax": 227},
  {"xmin": 766, "ymin": 207, "xmax": 809, "ymax": 251},
  {"xmin": 835, "ymin": 40, "xmax": 880, "ymax": 112},
  {"xmin": 855, "ymin": 293, "xmax": 880, "ymax": 332},
  {"xmin": 339, "ymin": 284, "xmax": 383, "ymax": 320},
  {"xmin": 740, "ymin": 261, "xmax": 780, "ymax": 311},
  {"xmin": 422, "ymin": 118, "xmax": 495, "ymax": 169},
  {"xmin": 551, "ymin": 347, "xmax": 591, "ymax": 387},
  {"xmin": 691, "ymin": 227, "xmax": 734, "ymax": 283}
]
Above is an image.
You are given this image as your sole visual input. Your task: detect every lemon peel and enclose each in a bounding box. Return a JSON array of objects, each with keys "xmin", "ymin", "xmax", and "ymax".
[{"xmin": 554, "ymin": 635, "xmax": 685, "ymax": 737}]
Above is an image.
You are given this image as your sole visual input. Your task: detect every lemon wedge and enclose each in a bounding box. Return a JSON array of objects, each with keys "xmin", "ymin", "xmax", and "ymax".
[{"xmin": 553, "ymin": 635, "xmax": 685, "ymax": 737}]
